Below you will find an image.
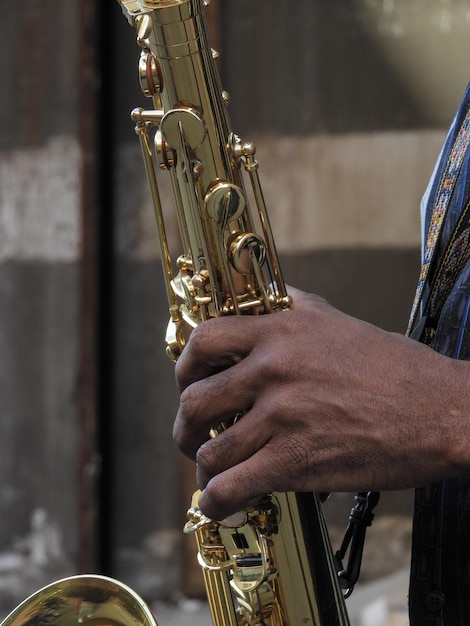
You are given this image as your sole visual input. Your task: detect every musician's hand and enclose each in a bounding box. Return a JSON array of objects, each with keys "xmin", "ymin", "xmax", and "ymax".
[{"xmin": 173, "ymin": 287, "xmax": 470, "ymax": 520}]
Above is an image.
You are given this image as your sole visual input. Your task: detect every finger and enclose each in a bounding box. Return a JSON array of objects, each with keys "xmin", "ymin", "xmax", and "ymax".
[
  {"xmin": 175, "ymin": 316, "xmax": 264, "ymax": 392},
  {"xmin": 173, "ymin": 356, "xmax": 262, "ymax": 458},
  {"xmin": 196, "ymin": 446, "xmax": 292, "ymax": 520},
  {"xmin": 195, "ymin": 411, "xmax": 270, "ymax": 486}
]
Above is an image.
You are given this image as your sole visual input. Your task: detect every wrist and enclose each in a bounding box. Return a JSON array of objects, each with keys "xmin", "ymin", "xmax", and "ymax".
[{"xmin": 428, "ymin": 354, "xmax": 470, "ymax": 480}]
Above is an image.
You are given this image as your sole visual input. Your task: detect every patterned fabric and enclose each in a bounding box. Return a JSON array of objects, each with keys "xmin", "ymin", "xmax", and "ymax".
[
  {"xmin": 409, "ymin": 82, "xmax": 470, "ymax": 626},
  {"xmin": 424, "ymin": 199, "xmax": 470, "ymax": 344},
  {"xmin": 408, "ymin": 106, "xmax": 470, "ymax": 336}
]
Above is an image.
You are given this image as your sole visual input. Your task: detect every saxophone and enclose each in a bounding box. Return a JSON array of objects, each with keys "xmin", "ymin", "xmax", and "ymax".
[
  {"xmin": 117, "ymin": 1, "xmax": 350, "ymax": 624},
  {"xmin": 1, "ymin": 2, "xmax": 351, "ymax": 625}
]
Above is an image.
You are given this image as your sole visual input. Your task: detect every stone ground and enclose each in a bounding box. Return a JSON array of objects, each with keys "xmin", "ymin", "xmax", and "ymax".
[{"xmin": 0, "ymin": 511, "xmax": 412, "ymax": 626}]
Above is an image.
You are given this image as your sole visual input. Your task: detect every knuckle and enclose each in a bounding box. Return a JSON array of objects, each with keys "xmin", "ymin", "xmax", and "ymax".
[
  {"xmin": 172, "ymin": 417, "xmax": 193, "ymax": 458},
  {"xmin": 174, "ymin": 358, "xmax": 185, "ymax": 391},
  {"xmin": 264, "ymin": 432, "xmax": 310, "ymax": 489},
  {"xmin": 173, "ymin": 382, "xmax": 205, "ymax": 455},
  {"xmin": 188, "ymin": 318, "xmax": 218, "ymax": 352},
  {"xmin": 255, "ymin": 317, "xmax": 306, "ymax": 377},
  {"xmin": 196, "ymin": 440, "xmax": 218, "ymax": 475},
  {"xmin": 174, "ymin": 320, "xmax": 218, "ymax": 391},
  {"xmin": 196, "ymin": 429, "xmax": 237, "ymax": 476},
  {"xmin": 283, "ymin": 436, "xmax": 309, "ymax": 472},
  {"xmin": 179, "ymin": 380, "xmax": 203, "ymax": 421},
  {"xmin": 252, "ymin": 347, "xmax": 281, "ymax": 381},
  {"xmin": 174, "ymin": 351, "xmax": 194, "ymax": 393},
  {"xmin": 172, "ymin": 411, "xmax": 185, "ymax": 447}
]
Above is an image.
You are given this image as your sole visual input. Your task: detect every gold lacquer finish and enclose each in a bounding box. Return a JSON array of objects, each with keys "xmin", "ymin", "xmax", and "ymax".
[
  {"xmin": 1, "ymin": 576, "xmax": 158, "ymax": 626},
  {"xmin": 119, "ymin": 0, "xmax": 292, "ymax": 362},
  {"xmin": 184, "ymin": 491, "xmax": 350, "ymax": 626},
  {"xmin": 116, "ymin": 0, "xmax": 351, "ymax": 624}
]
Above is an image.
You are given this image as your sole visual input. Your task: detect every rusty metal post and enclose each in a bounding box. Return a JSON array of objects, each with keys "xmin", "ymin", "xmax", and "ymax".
[{"xmin": 77, "ymin": 0, "xmax": 104, "ymax": 574}]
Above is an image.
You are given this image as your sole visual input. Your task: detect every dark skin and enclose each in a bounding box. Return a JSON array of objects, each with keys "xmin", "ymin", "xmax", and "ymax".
[{"xmin": 173, "ymin": 287, "xmax": 470, "ymax": 521}]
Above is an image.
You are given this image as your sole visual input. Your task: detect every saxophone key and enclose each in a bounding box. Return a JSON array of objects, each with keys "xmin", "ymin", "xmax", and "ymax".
[
  {"xmin": 228, "ymin": 232, "xmax": 267, "ymax": 275},
  {"xmin": 139, "ymin": 50, "xmax": 163, "ymax": 98},
  {"xmin": 160, "ymin": 106, "xmax": 207, "ymax": 151},
  {"xmin": 204, "ymin": 180, "xmax": 246, "ymax": 222}
]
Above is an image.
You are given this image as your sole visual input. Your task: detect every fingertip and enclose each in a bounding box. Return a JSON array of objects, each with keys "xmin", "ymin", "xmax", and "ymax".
[
  {"xmin": 197, "ymin": 465, "xmax": 270, "ymax": 521},
  {"xmin": 197, "ymin": 478, "xmax": 237, "ymax": 521}
]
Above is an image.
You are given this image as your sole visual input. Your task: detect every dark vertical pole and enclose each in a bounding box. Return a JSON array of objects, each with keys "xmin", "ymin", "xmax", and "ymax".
[
  {"xmin": 77, "ymin": 0, "xmax": 102, "ymax": 573},
  {"xmin": 78, "ymin": 0, "xmax": 115, "ymax": 575}
]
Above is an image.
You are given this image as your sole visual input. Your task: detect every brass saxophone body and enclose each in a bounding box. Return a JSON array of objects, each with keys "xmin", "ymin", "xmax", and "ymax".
[
  {"xmin": 120, "ymin": 0, "xmax": 292, "ymax": 362},
  {"xmin": 117, "ymin": 1, "xmax": 351, "ymax": 625},
  {"xmin": 1, "ymin": 2, "xmax": 351, "ymax": 626}
]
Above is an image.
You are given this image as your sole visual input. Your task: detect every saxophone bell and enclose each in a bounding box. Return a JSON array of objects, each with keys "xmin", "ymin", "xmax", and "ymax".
[{"xmin": 0, "ymin": 575, "xmax": 158, "ymax": 626}]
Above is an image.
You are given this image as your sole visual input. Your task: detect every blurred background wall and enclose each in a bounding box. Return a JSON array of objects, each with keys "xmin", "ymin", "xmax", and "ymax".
[{"xmin": 1, "ymin": 0, "xmax": 470, "ymax": 616}]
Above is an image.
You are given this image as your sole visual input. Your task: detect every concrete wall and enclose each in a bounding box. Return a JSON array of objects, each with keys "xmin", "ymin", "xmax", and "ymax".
[
  {"xmin": 1, "ymin": 0, "xmax": 470, "ymax": 613},
  {"xmin": 0, "ymin": 0, "xmax": 82, "ymax": 608}
]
